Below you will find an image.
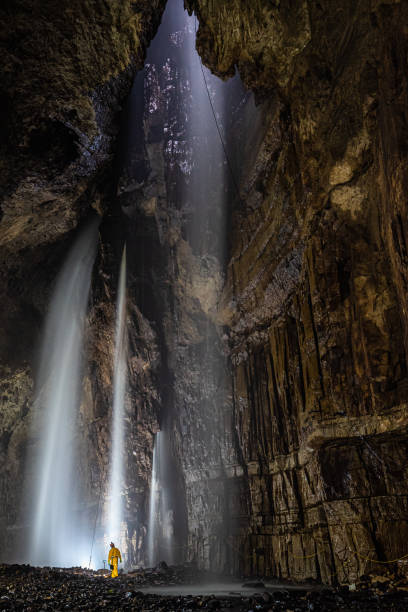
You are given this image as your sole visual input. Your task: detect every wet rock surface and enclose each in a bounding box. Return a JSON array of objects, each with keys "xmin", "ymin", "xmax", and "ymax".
[
  {"xmin": 0, "ymin": 0, "xmax": 167, "ymax": 563},
  {"xmin": 1, "ymin": 0, "xmax": 408, "ymax": 593},
  {"xmin": 1, "ymin": 564, "xmax": 408, "ymax": 611},
  {"xmin": 0, "ymin": 0, "xmax": 167, "ymax": 258},
  {"xmin": 183, "ymin": 0, "xmax": 408, "ymax": 584}
]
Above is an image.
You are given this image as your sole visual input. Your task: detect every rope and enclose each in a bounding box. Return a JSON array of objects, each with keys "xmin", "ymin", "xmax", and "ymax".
[
  {"xmin": 88, "ymin": 465, "xmax": 105, "ymax": 570},
  {"xmin": 292, "ymin": 551, "xmax": 318, "ymax": 560},
  {"xmin": 277, "ymin": 543, "xmax": 408, "ymax": 565},
  {"xmin": 286, "ymin": 544, "xmax": 408, "ymax": 565},
  {"xmin": 238, "ymin": 529, "xmax": 408, "ymax": 568},
  {"xmin": 354, "ymin": 550, "xmax": 408, "ymax": 564},
  {"xmin": 194, "ymin": 15, "xmax": 244, "ymax": 207}
]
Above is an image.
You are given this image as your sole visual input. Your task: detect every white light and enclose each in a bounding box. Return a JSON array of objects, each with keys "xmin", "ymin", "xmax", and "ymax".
[
  {"xmin": 106, "ymin": 246, "xmax": 128, "ymax": 547},
  {"xmin": 26, "ymin": 219, "xmax": 99, "ymax": 568}
]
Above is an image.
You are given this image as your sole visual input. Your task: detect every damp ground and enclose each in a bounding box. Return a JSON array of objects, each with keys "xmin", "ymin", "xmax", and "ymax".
[{"xmin": 1, "ymin": 564, "xmax": 408, "ymax": 610}]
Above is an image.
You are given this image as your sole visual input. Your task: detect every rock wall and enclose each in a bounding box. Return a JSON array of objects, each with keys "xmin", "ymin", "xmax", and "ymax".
[
  {"xmin": 1, "ymin": 0, "xmax": 408, "ymax": 585},
  {"xmin": 0, "ymin": 0, "xmax": 167, "ymax": 255},
  {"xmin": 187, "ymin": 0, "xmax": 408, "ymax": 584},
  {"xmin": 0, "ymin": 0, "xmax": 167, "ymax": 562},
  {"xmin": 76, "ymin": 226, "xmax": 164, "ymax": 568},
  {"xmin": 112, "ymin": 1, "xmax": 240, "ymax": 568}
]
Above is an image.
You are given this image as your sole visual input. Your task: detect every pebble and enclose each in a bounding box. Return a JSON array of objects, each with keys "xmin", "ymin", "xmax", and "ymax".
[{"xmin": 0, "ymin": 563, "xmax": 407, "ymax": 610}]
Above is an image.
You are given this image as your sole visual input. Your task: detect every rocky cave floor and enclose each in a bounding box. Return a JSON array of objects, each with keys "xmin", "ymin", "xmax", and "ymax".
[{"xmin": 1, "ymin": 564, "xmax": 408, "ymax": 611}]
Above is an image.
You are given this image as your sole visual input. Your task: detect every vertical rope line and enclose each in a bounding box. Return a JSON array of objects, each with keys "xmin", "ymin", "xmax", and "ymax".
[
  {"xmin": 88, "ymin": 466, "xmax": 105, "ymax": 570},
  {"xmin": 194, "ymin": 15, "xmax": 244, "ymax": 206}
]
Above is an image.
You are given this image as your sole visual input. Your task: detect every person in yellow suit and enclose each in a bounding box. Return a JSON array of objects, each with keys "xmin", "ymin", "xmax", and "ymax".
[{"xmin": 108, "ymin": 541, "xmax": 122, "ymax": 577}]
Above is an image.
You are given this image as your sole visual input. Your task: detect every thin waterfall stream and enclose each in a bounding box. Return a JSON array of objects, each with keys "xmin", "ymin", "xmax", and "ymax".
[
  {"xmin": 0, "ymin": 0, "xmax": 404, "ymax": 600},
  {"xmin": 26, "ymin": 218, "xmax": 99, "ymax": 567},
  {"xmin": 142, "ymin": 0, "xmax": 242, "ymax": 568},
  {"xmin": 106, "ymin": 245, "xmax": 128, "ymax": 549},
  {"xmin": 147, "ymin": 432, "xmax": 159, "ymax": 567},
  {"xmin": 147, "ymin": 431, "xmax": 175, "ymax": 566},
  {"xmin": 24, "ymin": 0, "xmax": 247, "ymax": 571}
]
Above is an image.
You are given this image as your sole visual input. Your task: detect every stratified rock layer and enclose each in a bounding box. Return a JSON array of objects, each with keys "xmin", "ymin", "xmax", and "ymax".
[
  {"xmin": 1, "ymin": 0, "xmax": 408, "ymax": 587},
  {"xmin": 0, "ymin": 0, "xmax": 166, "ymax": 562},
  {"xmin": 187, "ymin": 0, "xmax": 408, "ymax": 584}
]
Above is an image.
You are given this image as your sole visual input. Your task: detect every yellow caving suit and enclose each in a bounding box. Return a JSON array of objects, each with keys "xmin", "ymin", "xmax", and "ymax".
[{"xmin": 108, "ymin": 546, "xmax": 122, "ymax": 577}]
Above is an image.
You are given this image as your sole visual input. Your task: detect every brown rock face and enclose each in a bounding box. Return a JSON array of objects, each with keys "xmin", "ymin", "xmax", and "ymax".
[
  {"xmin": 0, "ymin": 0, "xmax": 166, "ymax": 562},
  {"xmin": 0, "ymin": 0, "xmax": 166, "ymax": 256},
  {"xmin": 1, "ymin": 0, "xmax": 408, "ymax": 586},
  {"xmin": 111, "ymin": 1, "xmax": 241, "ymax": 567},
  {"xmin": 83, "ymin": 237, "xmax": 163, "ymax": 567},
  {"xmin": 186, "ymin": 0, "xmax": 408, "ymax": 584}
]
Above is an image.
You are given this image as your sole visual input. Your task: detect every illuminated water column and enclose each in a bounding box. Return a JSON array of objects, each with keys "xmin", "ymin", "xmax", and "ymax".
[
  {"xmin": 184, "ymin": 6, "xmax": 228, "ymax": 261},
  {"xmin": 147, "ymin": 431, "xmax": 175, "ymax": 566},
  {"xmin": 147, "ymin": 433, "xmax": 159, "ymax": 566},
  {"xmin": 28, "ymin": 218, "xmax": 99, "ymax": 567},
  {"xmin": 106, "ymin": 246, "xmax": 127, "ymax": 548}
]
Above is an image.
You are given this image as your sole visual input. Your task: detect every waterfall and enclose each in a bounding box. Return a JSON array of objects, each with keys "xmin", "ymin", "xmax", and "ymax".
[
  {"xmin": 28, "ymin": 218, "xmax": 99, "ymax": 567},
  {"xmin": 147, "ymin": 432, "xmax": 159, "ymax": 566},
  {"xmin": 147, "ymin": 431, "xmax": 175, "ymax": 566},
  {"xmin": 106, "ymin": 245, "xmax": 127, "ymax": 547},
  {"xmin": 138, "ymin": 0, "xmax": 244, "ymax": 569},
  {"xmin": 159, "ymin": 432, "xmax": 175, "ymax": 565}
]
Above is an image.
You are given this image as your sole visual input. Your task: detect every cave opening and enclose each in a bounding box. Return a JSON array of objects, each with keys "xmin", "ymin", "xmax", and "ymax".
[
  {"xmin": 18, "ymin": 0, "xmax": 257, "ymax": 575},
  {"xmin": 110, "ymin": 0, "xmax": 258, "ymax": 573}
]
